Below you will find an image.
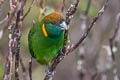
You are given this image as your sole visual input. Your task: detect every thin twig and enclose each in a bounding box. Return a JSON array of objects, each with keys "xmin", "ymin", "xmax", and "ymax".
[
  {"xmin": 84, "ymin": 0, "xmax": 91, "ymax": 16},
  {"xmin": 13, "ymin": 7, "xmax": 22, "ymax": 80},
  {"xmin": 108, "ymin": 13, "xmax": 120, "ymax": 80},
  {"xmin": 3, "ymin": 14, "xmax": 16, "ymax": 80},
  {"xmin": 109, "ymin": 13, "xmax": 120, "ymax": 61},
  {"xmin": 29, "ymin": 57, "xmax": 32, "ymax": 80},
  {"xmin": 77, "ymin": 0, "xmax": 92, "ymax": 78},
  {"xmin": 21, "ymin": 0, "xmax": 36, "ymax": 20},
  {"xmin": 63, "ymin": 0, "xmax": 80, "ymax": 53},
  {"xmin": 13, "ymin": 0, "xmax": 27, "ymax": 79},
  {"xmin": 61, "ymin": 0, "xmax": 66, "ymax": 13},
  {"xmin": 108, "ymin": 12, "xmax": 120, "ymax": 80},
  {"xmin": 0, "ymin": 15, "xmax": 8, "ymax": 24},
  {"xmin": 3, "ymin": 5, "xmax": 17, "ymax": 80},
  {"xmin": 3, "ymin": 0, "xmax": 34, "ymax": 80},
  {"xmin": 14, "ymin": 8, "xmax": 21, "ymax": 80},
  {"xmin": 0, "ymin": 19, "xmax": 15, "ymax": 40},
  {"xmin": 8, "ymin": 23, "xmax": 14, "ymax": 80},
  {"xmin": 3, "ymin": 56, "xmax": 10, "ymax": 80},
  {"xmin": 0, "ymin": 0, "xmax": 17, "ymax": 40},
  {"xmin": 63, "ymin": 0, "xmax": 80, "ymax": 55},
  {"xmin": 19, "ymin": 55, "xmax": 27, "ymax": 80},
  {"xmin": 67, "ymin": 0, "xmax": 109, "ymax": 54},
  {"xmin": 15, "ymin": 52, "xmax": 20, "ymax": 80}
]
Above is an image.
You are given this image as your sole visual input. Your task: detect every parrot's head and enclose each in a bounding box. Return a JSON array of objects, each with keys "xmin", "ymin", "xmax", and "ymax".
[{"xmin": 42, "ymin": 12, "xmax": 67, "ymax": 38}]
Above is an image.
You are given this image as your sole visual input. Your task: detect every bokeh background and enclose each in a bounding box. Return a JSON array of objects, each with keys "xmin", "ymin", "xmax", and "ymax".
[{"xmin": 0, "ymin": 0, "xmax": 120, "ymax": 80}]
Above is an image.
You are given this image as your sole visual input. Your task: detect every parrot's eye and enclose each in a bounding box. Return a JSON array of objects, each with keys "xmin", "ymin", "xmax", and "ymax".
[{"xmin": 51, "ymin": 22, "xmax": 56, "ymax": 25}]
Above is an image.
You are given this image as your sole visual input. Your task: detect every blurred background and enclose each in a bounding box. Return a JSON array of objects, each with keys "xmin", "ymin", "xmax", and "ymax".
[{"xmin": 0, "ymin": 0, "xmax": 120, "ymax": 80}]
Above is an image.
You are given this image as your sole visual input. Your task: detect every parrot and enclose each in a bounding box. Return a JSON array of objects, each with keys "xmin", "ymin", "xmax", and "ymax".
[{"xmin": 28, "ymin": 12, "xmax": 67, "ymax": 65}]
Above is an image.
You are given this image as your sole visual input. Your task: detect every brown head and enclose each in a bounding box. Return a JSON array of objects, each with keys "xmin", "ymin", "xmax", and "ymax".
[{"xmin": 43, "ymin": 12, "xmax": 64, "ymax": 24}]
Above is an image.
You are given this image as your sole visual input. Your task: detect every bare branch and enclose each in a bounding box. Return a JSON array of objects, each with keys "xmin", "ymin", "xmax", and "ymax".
[
  {"xmin": 67, "ymin": 0, "xmax": 109, "ymax": 54},
  {"xmin": 66, "ymin": 0, "xmax": 80, "ymax": 25},
  {"xmin": 3, "ymin": 55, "xmax": 11, "ymax": 80},
  {"xmin": 108, "ymin": 12, "xmax": 120, "ymax": 80},
  {"xmin": 29, "ymin": 57, "xmax": 32, "ymax": 80},
  {"xmin": 21, "ymin": 0, "xmax": 36, "ymax": 20},
  {"xmin": 84, "ymin": 0, "xmax": 91, "ymax": 16},
  {"xmin": 15, "ymin": 53, "xmax": 20, "ymax": 80},
  {"xmin": 61, "ymin": 0, "xmax": 66, "ymax": 13},
  {"xmin": 13, "ymin": 0, "xmax": 27, "ymax": 79},
  {"xmin": 2, "ymin": 0, "xmax": 36, "ymax": 79},
  {"xmin": 0, "ymin": 15, "xmax": 8, "ymax": 24},
  {"xmin": 19, "ymin": 55, "xmax": 27, "ymax": 80},
  {"xmin": 3, "ymin": 0, "xmax": 27, "ymax": 79},
  {"xmin": 77, "ymin": 0, "xmax": 92, "ymax": 78},
  {"xmin": 3, "ymin": 6, "xmax": 17, "ymax": 80},
  {"xmin": 0, "ymin": 19, "xmax": 15, "ymax": 40},
  {"xmin": 0, "ymin": 0, "xmax": 17, "ymax": 40},
  {"xmin": 109, "ymin": 13, "xmax": 120, "ymax": 61}
]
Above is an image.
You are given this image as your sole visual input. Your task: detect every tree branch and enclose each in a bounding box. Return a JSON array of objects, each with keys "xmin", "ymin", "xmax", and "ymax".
[
  {"xmin": 21, "ymin": 0, "xmax": 36, "ymax": 20},
  {"xmin": 109, "ymin": 12, "xmax": 120, "ymax": 61},
  {"xmin": 84, "ymin": 0, "xmax": 91, "ymax": 16},
  {"xmin": 61, "ymin": 0, "xmax": 66, "ymax": 13},
  {"xmin": 19, "ymin": 55, "xmax": 27, "ymax": 80},
  {"xmin": 3, "ymin": 0, "xmax": 28, "ymax": 80},
  {"xmin": 77, "ymin": 0, "xmax": 92, "ymax": 79},
  {"xmin": 3, "ymin": 5, "xmax": 17, "ymax": 80},
  {"xmin": 0, "ymin": 15, "xmax": 8, "ymax": 24},
  {"xmin": 44, "ymin": 0, "xmax": 109, "ymax": 80},
  {"xmin": 0, "ymin": 0, "xmax": 16, "ymax": 39},
  {"xmin": 67, "ymin": 0, "xmax": 109, "ymax": 54},
  {"xmin": 44, "ymin": 0, "xmax": 80, "ymax": 80},
  {"xmin": 29, "ymin": 57, "xmax": 32, "ymax": 80},
  {"xmin": 13, "ymin": 0, "xmax": 27, "ymax": 79}
]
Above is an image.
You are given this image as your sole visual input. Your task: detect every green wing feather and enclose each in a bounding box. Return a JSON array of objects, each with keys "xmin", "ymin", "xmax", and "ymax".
[{"xmin": 28, "ymin": 25, "xmax": 36, "ymax": 58}]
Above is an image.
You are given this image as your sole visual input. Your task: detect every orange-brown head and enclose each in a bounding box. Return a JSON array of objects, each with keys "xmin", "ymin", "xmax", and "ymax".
[
  {"xmin": 43, "ymin": 12, "xmax": 64, "ymax": 24},
  {"xmin": 41, "ymin": 12, "xmax": 67, "ymax": 38}
]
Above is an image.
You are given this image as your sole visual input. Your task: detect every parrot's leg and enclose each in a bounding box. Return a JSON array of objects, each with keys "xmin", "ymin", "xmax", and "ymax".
[
  {"xmin": 59, "ymin": 49, "xmax": 64, "ymax": 55},
  {"xmin": 45, "ymin": 66, "xmax": 54, "ymax": 77}
]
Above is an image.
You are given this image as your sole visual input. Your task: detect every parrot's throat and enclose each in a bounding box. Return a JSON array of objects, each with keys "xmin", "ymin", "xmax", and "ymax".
[{"xmin": 42, "ymin": 24, "xmax": 48, "ymax": 37}]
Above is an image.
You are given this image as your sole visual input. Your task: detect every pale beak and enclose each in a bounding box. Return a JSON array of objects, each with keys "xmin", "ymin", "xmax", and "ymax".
[{"xmin": 60, "ymin": 21, "xmax": 68, "ymax": 30}]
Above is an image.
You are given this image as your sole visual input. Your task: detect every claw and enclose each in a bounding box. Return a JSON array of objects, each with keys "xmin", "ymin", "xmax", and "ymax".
[
  {"xmin": 45, "ymin": 66, "xmax": 54, "ymax": 77},
  {"xmin": 59, "ymin": 50, "xmax": 64, "ymax": 55}
]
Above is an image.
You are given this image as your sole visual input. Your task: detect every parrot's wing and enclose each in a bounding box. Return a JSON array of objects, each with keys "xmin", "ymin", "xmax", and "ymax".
[{"xmin": 28, "ymin": 26, "xmax": 36, "ymax": 58}]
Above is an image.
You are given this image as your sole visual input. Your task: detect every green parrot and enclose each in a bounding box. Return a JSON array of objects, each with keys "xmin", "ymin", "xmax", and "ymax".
[{"xmin": 28, "ymin": 12, "xmax": 67, "ymax": 65}]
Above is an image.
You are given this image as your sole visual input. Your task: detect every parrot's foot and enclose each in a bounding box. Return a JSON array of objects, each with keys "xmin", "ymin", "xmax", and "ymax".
[
  {"xmin": 59, "ymin": 50, "xmax": 64, "ymax": 55},
  {"xmin": 45, "ymin": 66, "xmax": 54, "ymax": 77}
]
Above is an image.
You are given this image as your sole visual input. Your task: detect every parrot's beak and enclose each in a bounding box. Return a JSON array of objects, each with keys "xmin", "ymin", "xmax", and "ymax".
[{"xmin": 60, "ymin": 21, "xmax": 68, "ymax": 30}]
